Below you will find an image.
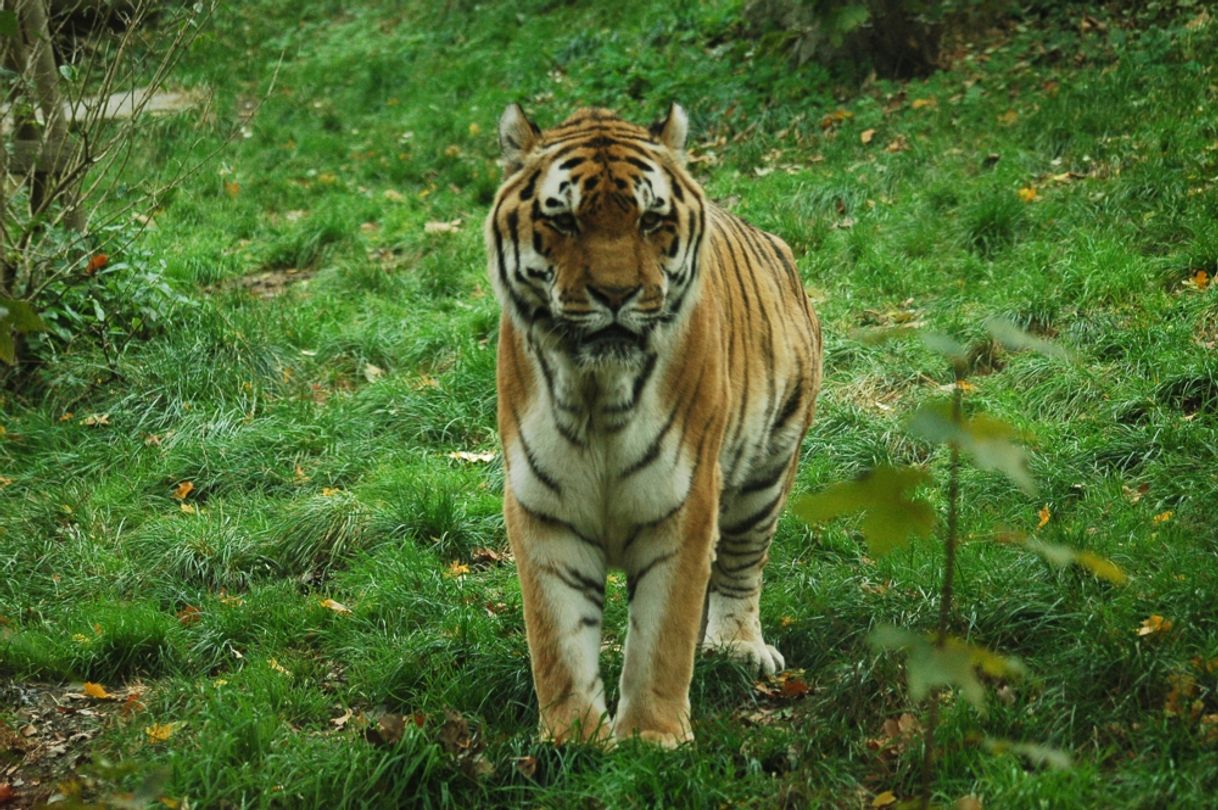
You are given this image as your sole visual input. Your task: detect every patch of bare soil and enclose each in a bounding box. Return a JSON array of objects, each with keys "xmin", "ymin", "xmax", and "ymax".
[
  {"xmin": 214, "ymin": 267, "xmax": 315, "ymax": 299},
  {"xmin": 1, "ymin": 681, "xmax": 142, "ymax": 808}
]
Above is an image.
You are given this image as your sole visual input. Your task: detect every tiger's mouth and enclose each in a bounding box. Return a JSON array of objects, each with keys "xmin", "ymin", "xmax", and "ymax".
[{"xmin": 570, "ymin": 323, "xmax": 647, "ymax": 361}]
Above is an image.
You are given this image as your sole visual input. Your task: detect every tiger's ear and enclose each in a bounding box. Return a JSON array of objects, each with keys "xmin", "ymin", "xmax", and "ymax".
[
  {"xmin": 499, "ymin": 103, "xmax": 541, "ymax": 174},
  {"xmin": 649, "ymin": 103, "xmax": 688, "ymax": 155}
]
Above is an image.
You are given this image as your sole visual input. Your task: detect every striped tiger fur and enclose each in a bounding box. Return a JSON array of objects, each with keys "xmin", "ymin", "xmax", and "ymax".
[{"xmin": 485, "ymin": 104, "xmax": 822, "ymax": 747}]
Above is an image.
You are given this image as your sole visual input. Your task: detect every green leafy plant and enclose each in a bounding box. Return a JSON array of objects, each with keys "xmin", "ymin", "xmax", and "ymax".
[{"xmin": 794, "ymin": 319, "xmax": 1127, "ymax": 807}]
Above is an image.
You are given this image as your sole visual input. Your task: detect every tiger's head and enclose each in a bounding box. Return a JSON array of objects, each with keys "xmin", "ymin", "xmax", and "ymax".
[{"xmin": 485, "ymin": 105, "xmax": 705, "ymax": 368}]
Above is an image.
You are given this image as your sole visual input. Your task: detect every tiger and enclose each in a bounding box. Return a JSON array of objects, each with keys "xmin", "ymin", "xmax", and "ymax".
[{"xmin": 485, "ymin": 103, "xmax": 822, "ymax": 747}]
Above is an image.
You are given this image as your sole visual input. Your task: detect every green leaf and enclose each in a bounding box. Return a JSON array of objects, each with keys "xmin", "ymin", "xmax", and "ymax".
[
  {"xmin": 58, "ymin": 63, "xmax": 79, "ymax": 83},
  {"xmin": 0, "ymin": 297, "xmax": 47, "ymax": 366},
  {"xmin": 984, "ymin": 318, "xmax": 1073, "ymax": 361},
  {"xmin": 792, "ymin": 466, "xmax": 935, "ymax": 555},
  {"xmin": 0, "ymin": 297, "xmax": 46, "ymax": 333},
  {"xmin": 0, "ymin": 10, "xmax": 18, "ymax": 38},
  {"xmin": 983, "ymin": 738, "xmax": 1073, "ymax": 770},
  {"xmin": 908, "ymin": 401, "xmax": 1036, "ymax": 495},
  {"xmin": 869, "ymin": 626, "xmax": 1024, "ymax": 712},
  {"xmin": 921, "ymin": 332, "xmax": 969, "ymax": 364},
  {"xmin": 1019, "ymin": 537, "xmax": 1129, "ymax": 585}
]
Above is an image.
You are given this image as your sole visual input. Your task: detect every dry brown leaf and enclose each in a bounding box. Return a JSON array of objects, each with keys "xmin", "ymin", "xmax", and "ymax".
[
  {"xmin": 860, "ymin": 128, "xmax": 876, "ymax": 145},
  {"xmin": 172, "ymin": 481, "xmax": 194, "ymax": 501},
  {"xmin": 447, "ymin": 450, "xmax": 496, "ymax": 464},
  {"xmin": 1018, "ymin": 186, "xmax": 1038, "ymax": 203},
  {"xmin": 1037, "ymin": 505, "xmax": 1051, "ymax": 530},
  {"xmin": 424, "ymin": 219, "xmax": 462, "ymax": 235},
  {"xmin": 81, "ymin": 413, "xmax": 110, "ymax": 427},
  {"xmin": 911, "ymin": 98, "xmax": 937, "ymax": 110},
  {"xmin": 446, "ymin": 561, "xmax": 471, "ymax": 578}
]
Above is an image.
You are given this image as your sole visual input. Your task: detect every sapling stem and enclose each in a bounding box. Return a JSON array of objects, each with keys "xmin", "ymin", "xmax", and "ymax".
[{"xmin": 921, "ymin": 361, "xmax": 965, "ymax": 810}]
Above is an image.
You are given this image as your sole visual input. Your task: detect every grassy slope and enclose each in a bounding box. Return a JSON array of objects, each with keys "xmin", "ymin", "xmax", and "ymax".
[{"xmin": 2, "ymin": 1, "xmax": 1217, "ymax": 806}]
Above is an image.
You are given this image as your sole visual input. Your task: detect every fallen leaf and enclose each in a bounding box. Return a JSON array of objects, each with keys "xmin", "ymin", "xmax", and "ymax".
[
  {"xmin": 320, "ymin": 598, "xmax": 352, "ymax": 615},
  {"xmin": 83, "ymin": 682, "xmax": 112, "ymax": 700},
  {"xmin": 1122, "ymin": 483, "xmax": 1148, "ymax": 503},
  {"xmin": 84, "ymin": 253, "xmax": 109, "ymax": 276},
  {"xmin": 956, "ymin": 795, "xmax": 983, "ymax": 810},
  {"xmin": 382, "ymin": 189, "xmax": 406, "ymax": 203},
  {"xmin": 1017, "ymin": 186, "xmax": 1038, "ymax": 203},
  {"xmin": 911, "ymin": 97, "xmax": 936, "ymax": 109},
  {"xmin": 998, "ymin": 109, "xmax": 1019, "ymax": 125},
  {"xmin": 1153, "ymin": 510, "xmax": 1173, "ymax": 524},
  {"xmin": 321, "ymin": 487, "xmax": 342, "ymax": 497},
  {"xmin": 885, "ymin": 136, "xmax": 908, "ymax": 152},
  {"xmin": 446, "ymin": 561, "xmax": 471, "ymax": 578},
  {"xmin": 330, "ymin": 708, "xmax": 353, "ymax": 730},
  {"xmin": 872, "ymin": 791, "xmax": 898, "ymax": 808},
  {"xmin": 1194, "ymin": 270, "xmax": 1211, "ymax": 290},
  {"xmin": 0, "ymin": 784, "xmax": 12, "ymax": 804},
  {"xmin": 224, "ymin": 180, "xmax": 240, "ymax": 198},
  {"xmin": 447, "ymin": 450, "xmax": 496, "ymax": 463},
  {"xmin": 1137, "ymin": 615, "xmax": 1173, "ymax": 637},
  {"xmin": 1037, "ymin": 505, "xmax": 1051, "ymax": 530},
  {"xmin": 471, "ymin": 547, "xmax": 505, "ymax": 566},
  {"xmin": 860, "ymin": 128, "xmax": 876, "ymax": 145},
  {"xmin": 268, "ymin": 658, "xmax": 291, "ymax": 676},
  {"xmin": 179, "ymin": 503, "xmax": 198, "ymax": 515},
  {"xmin": 81, "ymin": 413, "xmax": 110, "ymax": 427},
  {"xmin": 514, "ymin": 755, "xmax": 538, "ymax": 779},
  {"xmin": 144, "ymin": 722, "xmax": 178, "ymax": 743},
  {"xmin": 424, "ymin": 219, "xmax": 462, "ymax": 235},
  {"xmin": 366, "ymin": 713, "xmax": 406, "ymax": 746},
  {"xmin": 172, "ymin": 481, "xmax": 194, "ymax": 501},
  {"xmin": 468, "ymin": 122, "xmax": 482, "ymax": 136},
  {"xmin": 363, "ymin": 363, "xmax": 385, "ymax": 383}
]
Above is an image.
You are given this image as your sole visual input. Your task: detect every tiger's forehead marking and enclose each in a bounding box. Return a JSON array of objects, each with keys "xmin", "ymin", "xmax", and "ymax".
[{"xmin": 535, "ymin": 134, "xmax": 673, "ymax": 217}]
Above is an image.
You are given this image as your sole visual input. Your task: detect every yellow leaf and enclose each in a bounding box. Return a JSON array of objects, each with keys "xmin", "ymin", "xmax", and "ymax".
[
  {"xmin": 317, "ymin": 172, "xmax": 338, "ymax": 185},
  {"xmin": 910, "ymin": 97, "xmax": 936, "ymax": 109},
  {"xmin": 145, "ymin": 722, "xmax": 178, "ymax": 743},
  {"xmin": 179, "ymin": 503, "xmax": 198, "ymax": 514},
  {"xmin": 172, "ymin": 481, "xmax": 194, "ymax": 501},
  {"xmin": 1193, "ymin": 270, "xmax": 1210, "ymax": 290},
  {"xmin": 268, "ymin": 657, "xmax": 291, "ymax": 676},
  {"xmin": 872, "ymin": 790, "xmax": 898, "ymax": 808},
  {"xmin": 860, "ymin": 128, "xmax": 876, "ymax": 145},
  {"xmin": 321, "ymin": 487, "xmax": 342, "ymax": 497},
  {"xmin": 998, "ymin": 109, "xmax": 1019, "ymax": 125},
  {"xmin": 82, "ymin": 413, "xmax": 111, "ymax": 427},
  {"xmin": 1153, "ymin": 510, "xmax": 1173, "ymax": 524},
  {"xmin": 382, "ymin": 189, "xmax": 406, "ymax": 203},
  {"xmin": 468, "ymin": 122, "xmax": 482, "ymax": 136},
  {"xmin": 1137, "ymin": 614, "xmax": 1173, "ymax": 637},
  {"xmin": 1017, "ymin": 186, "xmax": 1038, "ymax": 203},
  {"xmin": 320, "ymin": 598, "xmax": 352, "ymax": 615},
  {"xmin": 1075, "ymin": 551, "xmax": 1129, "ymax": 585},
  {"xmin": 83, "ymin": 681, "xmax": 111, "ymax": 699},
  {"xmin": 780, "ymin": 615, "xmax": 796, "ymax": 627},
  {"xmin": 444, "ymin": 144, "xmax": 461, "ymax": 158},
  {"xmin": 1037, "ymin": 505, "xmax": 1051, "ymax": 530},
  {"xmin": 446, "ymin": 561, "xmax": 471, "ymax": 578}
]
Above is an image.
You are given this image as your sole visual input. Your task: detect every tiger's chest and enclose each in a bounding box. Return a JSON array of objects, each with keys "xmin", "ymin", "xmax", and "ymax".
[{"xmin": 503, "ymin": 354, "xmax": 697, "ymax": 565}]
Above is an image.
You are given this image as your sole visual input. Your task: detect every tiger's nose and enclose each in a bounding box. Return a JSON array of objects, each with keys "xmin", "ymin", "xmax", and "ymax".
[{"xmin": 586, "ymin": 283, "xmax": 641, "ymax": 312}]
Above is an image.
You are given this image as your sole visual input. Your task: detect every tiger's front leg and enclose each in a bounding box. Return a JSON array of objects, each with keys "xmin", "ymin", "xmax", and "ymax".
[
  {"xmin": 506, "ymin": 491, "xmax": 611, "ymax": 744},
  {"xmin": 613, "ymin": 486, "xmax": 718, "ymax": 747}
]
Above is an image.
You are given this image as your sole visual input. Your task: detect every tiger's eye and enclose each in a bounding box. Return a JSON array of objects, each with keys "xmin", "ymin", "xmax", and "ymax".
[{"xmin": 640, "ymin": 211, "xmax": 663, "ymax": 232}]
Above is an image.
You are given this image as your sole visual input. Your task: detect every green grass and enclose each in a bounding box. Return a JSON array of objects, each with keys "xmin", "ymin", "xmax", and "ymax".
[{"xmin": 3, "ymin": 1, "xmax": 1218, "ymax": 806}]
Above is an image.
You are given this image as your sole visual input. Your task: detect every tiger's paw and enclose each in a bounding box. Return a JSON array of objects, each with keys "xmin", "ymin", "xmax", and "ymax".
[
  {"xmin": 704, "ymin": 638, "xmax": 786, "ymax": 676},
  {"xmin": 613, "ymin": 725, "xmax": 693, "ymax": 749}
]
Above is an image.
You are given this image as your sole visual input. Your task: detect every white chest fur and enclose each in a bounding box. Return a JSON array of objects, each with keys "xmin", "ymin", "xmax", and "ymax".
[{"xmin": 504, "ymin": 350, "xmax": 695, "ymax": 567}]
